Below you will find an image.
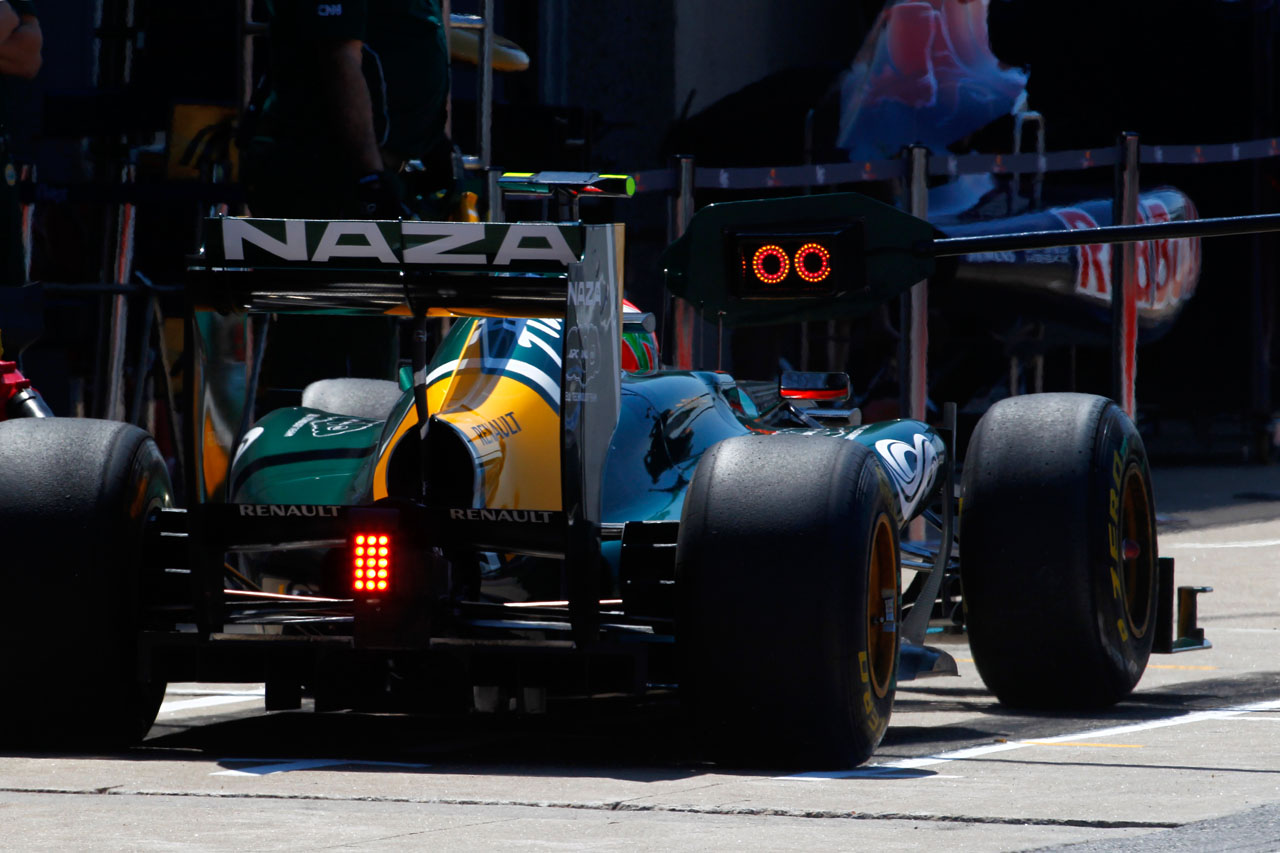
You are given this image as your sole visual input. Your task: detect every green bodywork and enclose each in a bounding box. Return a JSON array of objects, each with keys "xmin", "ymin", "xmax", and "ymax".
[{"xmin": 230, "ymin": 404, "xmax": 399, "ymax": 506}]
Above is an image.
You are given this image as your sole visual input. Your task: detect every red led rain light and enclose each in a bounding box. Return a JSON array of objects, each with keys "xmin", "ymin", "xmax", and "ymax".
[
  {"xmin": 780, "ymin": 387, "xmax": 847, "ymax": 402},
  {"xmin": 794, "ymin": 243, "xmax": 831, "ymax": 283},
  {"xmin": 352, "ymin": 532, "xmax": 391, "ymax": 593},
  {"xmin": 752, "ymin": 244, "xmax": 790, "ymax": 284}
]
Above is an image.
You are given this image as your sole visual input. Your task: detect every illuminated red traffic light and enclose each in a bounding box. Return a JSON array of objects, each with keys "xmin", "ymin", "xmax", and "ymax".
[
  {"xmin": 794, "ymin": 243, "xmax": 831, "ymax": 283},
  {"xmin": 751, "ymin": 244, "xmax": 789, "ymax": 284}
]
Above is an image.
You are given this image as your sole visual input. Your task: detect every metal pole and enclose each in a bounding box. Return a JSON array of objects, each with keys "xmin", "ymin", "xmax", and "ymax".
[
  {"xmin": 123, "ymin": 0, "xmax": 135, "ymax": 83},
  {"xmin": 1012, "ymin": 111, "xmax": 1045, "ymax": 212},
  {"xmin": 1251, "ymin": 7, "xmax": 1274, "ymax": 459},
  {"xmin": 477, "ymin": 0, "xmax": 498, "ymax": 222},
  {"xmin": 1111, "ymin": 132, "xmax": 1140, "ymax": 418},
  {"xmin": 126, "ymin": 296, "xmax": 154, "ymax": 426},
  {"xmin": 478, "ymin": 0, "xmax": 493, "ymax": 172},
  {"xmin": 486, "ymin": 169, "xmax": 503, "ymax": 223},
  {"xmin": 104, "ymin": 161, "xmax": 136, "ymax": 422},
  {"xmin": 442, "ymin": 0, "xmax": 452, "ymax": 138},
  {"xmin": 907, "ymin": 145, "xmax": 928, "ymax": 421},
  {"xmin": 904, "ymin": 145, "xmax": 929, "ymax": 544},
  {"xmin": 672, "ymin": 155, "xmax": 695, "ymax": 370},
  {"xmin": 154, "ymin": 298, "xmax": 186, "ymax": 480},
  {"xmin": 716, "ymin": 313, "xmax": 724, "ymax": 372},
  {"xmin": 674, "ymin": 154, "xmax": 695, "ymax": 244},
  {"xmin": 236, "ymin": 0, "xmax": 249, "ymax": 121}
]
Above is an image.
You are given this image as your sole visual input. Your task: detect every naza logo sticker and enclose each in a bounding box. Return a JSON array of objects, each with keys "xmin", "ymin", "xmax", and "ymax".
[
  {"xmin": 874, "ymin": 433, "xmax": 939, "ymax": 520},
  {"xmin": 569, "ymin": 278, "xmax": 602, "ymax": 306}
]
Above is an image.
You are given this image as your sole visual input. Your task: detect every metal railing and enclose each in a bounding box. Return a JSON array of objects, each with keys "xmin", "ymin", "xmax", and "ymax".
[{"xmin": 635, "ymin": 135, "xmax": 1280, "ymax": 194}]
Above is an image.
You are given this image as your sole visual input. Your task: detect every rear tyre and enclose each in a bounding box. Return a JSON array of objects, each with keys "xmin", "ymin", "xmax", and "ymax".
[
  {"xmin": 0, "ymin": 418, "xmax": 173, "ymax": 747},
  {"xmin": 678, "ymin": 435, "xmax": 900, "ymax": 768},
  {"xmin": 960, "ymin": 393, "xmax": 1158, "ymax": 708}
]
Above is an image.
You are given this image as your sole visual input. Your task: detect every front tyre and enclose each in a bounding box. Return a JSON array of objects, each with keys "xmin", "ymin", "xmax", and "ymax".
[
  {"xmin": 677, "ymin": 435, "xmax": 900, "ymax": 768},
  {"xmin": 961, "ymin": 393, "xmax": 1158, "ymax": 708}
]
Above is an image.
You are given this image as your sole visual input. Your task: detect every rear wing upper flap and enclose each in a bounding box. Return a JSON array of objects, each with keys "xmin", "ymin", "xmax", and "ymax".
[{"xmin": 190, "ymin": 217, "xmax": 590, "ymax": 317}]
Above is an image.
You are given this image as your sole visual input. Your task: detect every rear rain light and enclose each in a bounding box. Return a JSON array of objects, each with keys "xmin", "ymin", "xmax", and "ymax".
[{"xmin": 352, "ymin": 533, "xmax": 391, "ymax": 593}]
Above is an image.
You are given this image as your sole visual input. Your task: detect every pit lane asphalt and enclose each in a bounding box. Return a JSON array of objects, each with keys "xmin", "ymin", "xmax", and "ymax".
[{"xmin": 3, "ymin": 465, "xmax": 1280, "ymax": 851}]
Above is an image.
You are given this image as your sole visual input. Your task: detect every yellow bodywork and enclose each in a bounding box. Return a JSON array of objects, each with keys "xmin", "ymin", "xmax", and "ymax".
[{"xmin": 372, "ymin": 320, "xmax": 562, "ymax": 510}]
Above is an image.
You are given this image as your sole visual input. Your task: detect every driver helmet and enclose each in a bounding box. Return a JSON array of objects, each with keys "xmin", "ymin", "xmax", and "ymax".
[{"xmin": 621, "ymin": 299, "xmax": 659, "ymax": 374}]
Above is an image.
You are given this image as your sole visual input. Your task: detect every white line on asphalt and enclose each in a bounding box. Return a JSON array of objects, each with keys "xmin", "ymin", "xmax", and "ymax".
[
  {"xmin": 158, "ymin": 693, "xmax": 265, "ymax": 715},
  {"xmin": 212, "ymin": 758, "xmax": 429, "ymax": 776},
  {"xmin": 1221, "ymin": 716, "xmax": 1280, "ymax": 720},
  {"xmin": 780, "ymin": 697, "xmax": 1280, "ymax": 780},
  {"xmin": 1162, "ymin": 538, "xmax": 1280, "ymax": 549}
]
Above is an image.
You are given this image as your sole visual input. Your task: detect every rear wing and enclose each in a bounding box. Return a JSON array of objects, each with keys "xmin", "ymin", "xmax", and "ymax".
[{"xmin": 186, "ymin": 219, "xmax": 621, "ymax": 641}]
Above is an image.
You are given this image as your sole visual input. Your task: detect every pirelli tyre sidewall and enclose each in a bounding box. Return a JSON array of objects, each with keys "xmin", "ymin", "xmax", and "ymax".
[
  {"xmin": 961, "ymin": 392, "xmax": 1158, "ymax": 709},
  {"xmin": 0, "ymin": 418, "xmax": 173, "ymax": 746},
  {"xmin": 1090, "ymin": 401, "xmax": 1158, "ymax": 691},
  {"xmin": 677, "ymin": 434, "xmax": 901, "ymax": 768}
]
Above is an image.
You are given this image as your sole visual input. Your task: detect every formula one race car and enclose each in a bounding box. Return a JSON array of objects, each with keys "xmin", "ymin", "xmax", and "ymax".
[{"xmin": 0, "ymin": 186, "xmax": 1219, "ymax": 768}]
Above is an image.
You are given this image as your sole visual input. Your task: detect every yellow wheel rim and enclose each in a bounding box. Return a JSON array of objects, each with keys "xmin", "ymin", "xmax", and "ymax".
[
  {"xmin": 1121, "ymin": 466, "xmax": 1155, "ymax": 639},
  {"xmin": 866, "ymin": 513, "xmax": 898, "ymax": 700}
]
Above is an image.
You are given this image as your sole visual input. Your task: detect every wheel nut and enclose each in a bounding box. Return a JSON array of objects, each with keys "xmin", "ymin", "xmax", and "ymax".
[{"xmin": 1123, "ymin": 539, "xmax": 1141, "ymax": 560}]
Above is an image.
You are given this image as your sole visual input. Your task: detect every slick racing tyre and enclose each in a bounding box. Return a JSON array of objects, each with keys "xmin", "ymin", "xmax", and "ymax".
[
  {"xmin": 0, "ymin": 418, "xmax": 173, "ymax": 747},
  {"xmin": 960, "ymin": 393, "xmax": 1158, "ymax": 708},
  {"xmin": 677, "ymin": 434, "xmax": 900, "ymax": 768}
]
